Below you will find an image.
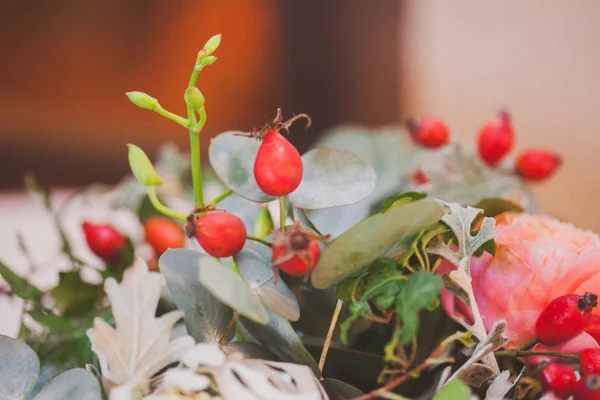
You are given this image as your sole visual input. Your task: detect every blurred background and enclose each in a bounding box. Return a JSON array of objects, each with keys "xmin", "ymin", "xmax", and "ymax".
[{"xmin": 1, "ymin": 0, "xmax": 600, "ymax": 231}]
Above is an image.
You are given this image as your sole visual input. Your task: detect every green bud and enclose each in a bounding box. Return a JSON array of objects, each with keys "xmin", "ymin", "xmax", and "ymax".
[
  {"xmin": 125, "ymin": 91, "xmax": 159, "ymax": 111},
  {"xmin": 253, "ymin": 207, "xmax": 274, "ymax": 239},
  {"xmin": 201, "ymin": 56, "xmax": 218, "ymax": 66},
  {"xmin": 184, "ymin": 87, "xmax": 205, "ymax": 110},
  {"xmin": 203, "ymin": 34, "xmax": 222, "ymax": 55},
  {"xmin": 127, "ymin": 144, "xmax": 163, "ymax": 187}
]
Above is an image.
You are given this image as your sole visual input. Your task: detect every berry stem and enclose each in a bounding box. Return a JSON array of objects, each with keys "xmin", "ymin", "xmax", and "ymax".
[
  {"xmin": 246, "ymin": 235, "xmax": 272, "ymax": 248},
  {"xmin": 147, "ymin": 187, "xmax": 187, "ymax": 221},
  {"xmin": 208, "ymin": 189, "xmax": 234, "ymax": 207},
  {"xmin": 279, "ymin": 196, "xmax": 286, "ymax": 231},
  {"xmin": 154, "ymin": 106, "xmax": 189, "ymax": 128},
  {"xmin": 319, "ymin": 299, "xmax": 344, "ymax": 374},
  {"xmin": 495, "ymin": 350, "xmax": 579, "ymax": 361}
]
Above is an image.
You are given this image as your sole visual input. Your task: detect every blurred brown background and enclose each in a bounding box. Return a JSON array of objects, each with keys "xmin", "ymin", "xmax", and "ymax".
[{"xmin": 2, "ymin": 1, "xmax": 600, "ymax": 230}]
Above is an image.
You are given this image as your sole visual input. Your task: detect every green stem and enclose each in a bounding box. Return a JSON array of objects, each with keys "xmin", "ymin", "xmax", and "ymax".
[
  {"xmin": 279, "ymin": 196, "xmax": 286, "ymax": 231},
  {"xmin": 154, "ymin": 106, "xmax": 189, "ymax": 127},
  {"xmin": 495, "ymin": 350, "xmax": 579, "ymax": 361},
  {"xmin": 147, "ymin": 187, "xmax": 187, "ymax": 221},
  {"xmin": 209, "ymin": 189, "xmax": 234, "ymax": 207},
  {"xmin": 246, "ymin": 235, "xmax": 272, "ymax": 248},
  {"xmin": 187, "ymin": 62, "xmax": 206, "ymax": 207}
]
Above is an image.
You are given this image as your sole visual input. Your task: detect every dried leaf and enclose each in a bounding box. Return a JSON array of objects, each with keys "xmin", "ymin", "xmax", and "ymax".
[
  {"xmin": 485, "ymin": 370, "xmax": 522, "ymax": 400},
  {"xmin": 87, "ymin": 259, "xmax": 194, "ymax": 387},
  {"xmin": 456, "ymin": 364, "xmax": 495, "ymax": 387}
]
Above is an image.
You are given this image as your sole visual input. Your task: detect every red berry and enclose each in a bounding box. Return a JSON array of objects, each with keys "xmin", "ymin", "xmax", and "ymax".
[
  {"xmin": 540, "ymin": 363, "xmax": 577, "ymax": 399},
  {"xmin": 581, "ymin": 349, "xmax": 600, "ymax": 375},
  {"xmin": 575, "ymin": 375, "xmax": 600, "ymax": 400},
  {"xmin": 477, "ymin": 111, "xmax": 514, "ymax": 167},
  {"xmin": 406, "ymin": 116, "xmax": 450, "ymax": 148},
  {"xmin": 190, "ymin": 211, "xmax": 246, "ymax": 258},
  {"xmin": 82, "ymin": 222, "xmax": 127, "ymax": 263},
  {"xmin": 254, "ymin": 129, "xmax": 303, "ymax": 196},
  {"xmin": 586, "ymin": 316, "xmax": 600, "ymax": 344},
  {"xmin": 536, "ymin": 293, "xmax": 598, "ymax": 346},
  {"xmin": 144, "ymin": 217, "xmax": 186, "ymax": 256},
  {"xmin": 516, "ymin": 149, "xmax": 561, "ymax": 181},
  {"xmin": 412, "ymin": 169, "xmax": 429, "ymax": 185},
  {"xmin": 272, "ymin": 222, "xmax": 328, "ymax": 280}
]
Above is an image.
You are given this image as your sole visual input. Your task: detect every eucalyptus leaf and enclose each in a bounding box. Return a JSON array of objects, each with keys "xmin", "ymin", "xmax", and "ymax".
[
  {"xmin": 160, "ymin": 249, "xmax": 234, "ymax": 343},
  {"xmin": 311, "ymin": 198, "xmax": 444, "ymax": 289},
  {"xmin": 208, "ymin": 132, "xmax": 275, "ymax": 203},
  {"xmin": 0, "ymin": 335, "xmax": 40, "ymax": 400},
  {"xmin": 288, "ymin": 148, "xmax": 377, "ymax": 210},
  {"xmin": 33, "ymin": 369, "xmax": 101, "ymax": 400},
  {"xmin": 197, "ymin": 256, "xmax": 269, "ymax": 325},
  {"xmin": 0, "ymin": 261, "xmax": 42, "ymax": 301},
  {"xmin": 234, "ymin": 249, "xmax": 300, "ymax": 321},
  {"xmin": 239, "ymin": 309, "xmax": 319, "ymax": 376}
]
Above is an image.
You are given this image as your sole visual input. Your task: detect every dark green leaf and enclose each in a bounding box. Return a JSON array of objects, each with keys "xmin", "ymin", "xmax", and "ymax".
[
  {"xmin": 208, "ymin": 132, "xmax": 275, "ymax": 203},
  {"xmin": 336, "ymin": 277, "xmax": 364, "ymax": 301},
  {"xmin": 473, "ymin": 197, "xmax": 525, "ymax": 218},
  {"xmin": 321, "ymin": 378, "xmax": 365, "ymax": 399},
  {"xmin": 37, "ymin": 333, "xmax": 95, "ymax": 368},
  {"xmin": 433, "ymin": 380, "xmax": 471, "ymax": 400},
  {"xmin": 29, "ymin": 310, "xmax": 75, "ymax": 333},
  {"xmin": 288, "ymin": 148, "xmax": 377, "ymax": 210},
  {"xmin": 0, "ymin": 260, "xmax": 42, "ymax": 300},
  {"xmin": 159, "ymin": 249, "xmax": 234, "ymax": 343},
  {"xmin": 311, "ymin": 198, "xmax": 444, "ymax": 289},
  {"xmin": 234, "ymin": 249, "xmax": 300, "ymax": 321},
  {"xmin": 396, "ymin": 271, "xmax": 442, "ymax": 343},
  {"xmin": 381, "ymin": 191, "xmax": 428, "ymax": 212},
  {"xmin": 52, "ymin": 272, "xmax": 104, "ymax": 317},
  {"xmin": 0, "ymin": 335, "xmax": 40, "ymax": 399},
  {"xmin": 239, "ymin": 309, "xmax": 320, "ymax": 376},
  {"xmin": 340, "ymin": 301, "xmax": 370, "ymax": 344},
  {"xmin": 33, "ymin": 368, "xmax": 102, "ymax": 400},
  {"xmin": 473, "ymin": 236, "xmax": 497, "ymax": 257}
]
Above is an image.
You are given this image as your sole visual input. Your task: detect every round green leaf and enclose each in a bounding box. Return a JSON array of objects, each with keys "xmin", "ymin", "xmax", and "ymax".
[
  {"xmin": 196, "ymin": 255, "xmax": 269, "ymax": 325},
  {"xmin": 160, "ymin": 249, "xmax": 234, "ymax": 343},
  {"xmin": 0, "ymin": 335, "xmax": 40, "ymax": 399},
  {"xmin": 234, "ymin": 249, "xmax": 300, "ymax": 322},
  {"xmin": 33, "ymin": 369, "xmax": 101, "ymax": 400},
  {"xmin": 311, "ymin": 197, "xmax": 444, "ymax": 289},
  {"xmin": 288, "ymin": 148, "xmax": 377, "ymax": 210},
  {"xmin": 209, "ymin": 132, "xmax": 275, "ymax": 203}
]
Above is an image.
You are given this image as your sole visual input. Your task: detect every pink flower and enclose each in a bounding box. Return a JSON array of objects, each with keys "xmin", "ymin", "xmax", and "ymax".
[{"xmin": 442, "ymin": 212, "xmax": 600, "ymax": 350}]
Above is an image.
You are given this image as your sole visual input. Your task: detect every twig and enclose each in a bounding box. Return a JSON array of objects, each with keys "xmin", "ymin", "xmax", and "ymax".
[{"xmin": 318, "ymin": 299, "xmax": 344, "ymax": 373}]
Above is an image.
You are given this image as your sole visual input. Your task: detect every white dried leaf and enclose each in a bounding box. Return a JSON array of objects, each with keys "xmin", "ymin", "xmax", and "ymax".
[
  {"xmin": 161, "ymin": 369, "xmax": 210, "ymax": 394},
  {"xmin": 181, "ymin": 343, "xmax": 227, "ymax": 369},
  {"xmin": 87, "ymin": 259, "xmax": 194, "ymax": 387},
  {"xmin": 485, "ymin": 370, "xmax": 518, "ymax": 400}
]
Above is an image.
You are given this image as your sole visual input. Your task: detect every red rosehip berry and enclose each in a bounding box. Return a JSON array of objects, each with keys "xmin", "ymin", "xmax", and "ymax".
[
  {"xmin": 536, "ymin": 292, "xmax": 598, "ymax": 346},
  {"xmin": 586, "ymin": 316, "xmax": 600, "ymax": 344},
  {"xmin": 477, "ymin": 111, "xmax": 514, "ymax": 167},
  {"xmin": 272, "ymin": 221, "xmax": 329, "ymax": 281},
  {"xmin": 406, "ymin": 116, "xmax": 450, "ymax": 149},
  {"xmin": 516, "ymin": 149, "xmax": 561, "ymax": 181},
  {"xmin": 412, "ymin": 169, "xmax": 429, "ymax": 185},
  {"xmin": 82, "ymin": 222, "xmax": 127, "ymax": 263},
  {"xmin": 144, "ymin": 217, "xmax": 186, "ymax": 256},
  {"xmin": 188, "ymin": 211, "xmax": 246, "ymax": 258},
  {"xmin": 540, "ymin": 363, "xmax": 577, "ymax": 399},
  {"xmin": 250, "ymin": 109, "xmax": 311, "ymax": 197},
  {"xmin": 575, "ymin": 375, "xmax": 600, "ymax": 400},
  {"xmin": 581, "ymin": 349, "xmax": 600, "ymax": 375}
]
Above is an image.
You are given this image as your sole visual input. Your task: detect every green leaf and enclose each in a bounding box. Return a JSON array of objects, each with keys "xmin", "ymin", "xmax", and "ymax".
[
  {"xmin": 288, "ymin": 148, "xmax": 377, "ymax": 210},
  {"xmin": 37, "ymin": 332, "xmax": 95, "ymax": 369},
  {"xmin": 321, "ymin": 378, "xmax": 365, "ymax": 399},
  {"xmin": 396, "ymin": 271, "xmax": 442, "ymax": 343},
  {"xmin": 239, "ymin": 309, "xmax": 320, "ymax": 376},
  {"xmin": 473, "ymin": 197, "xmax": 525, "ymax": 218},
  {"xmin": 196, "ymin": 254, "xmax": 269, "ymax": 325},
  {"xmin": 0, "ymin": 334, "xmax": 40, "ymax": 399},
  {"xmin": 209, "ymin": 132, "xmax": 275, "ymax": 203},
  {"xmin": 29, "ymin": 310, "xmax": 75, "ymax": 333},
  {"xmin": 381, "ymin": 191, "xmax": 428, "ymax": 212},
  {"xmin": 433, "ymin": 380, "xmax": 471, "ymax": 400},
  {"xmin": 159, "ymin": 249, "xmax": 234, "ymax": 343},
  {"xmin": 33, "ymin": 368, "xmax": 102, "ymax": 400},
  {"xmin": 0, "ymin": 260, "xmax": 42, "ymax": 300},
  {"xmin": 127, "ymin": 144, "xmax": 163, "ymax": 187},
  {"xmin": 340, "ymin": 301, "xmax": 371, "ymax": 344},
  {"xmin": 335, "ymin": 276, "xmax": 364, "ymax": 301},
  {"xmin": 234, "ymin": 249, "xmax": 300, "ymax": 321},
  {"xmin": 311, "ymin": 197, "xmax": 444, "ymax": 289},
  {"xmin": 51, "ymin": 272, "xmax": 104, "ymax": 318}
]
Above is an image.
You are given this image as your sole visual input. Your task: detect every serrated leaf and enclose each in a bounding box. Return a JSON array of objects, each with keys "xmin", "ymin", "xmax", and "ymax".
[
  {"xmin": 396, "ymin": 271, "xmax": 442, "ymax": 343},
  {"xmin": 0, "ymin": 334, "xmax": 40, "ymax": 400},
  {"xmin": 288, "ymin": 148, "xmax": 377, "ymax": 210},
  {"xmin": 311, "ymin": 198, "xmax": 444, "ymax": 289},
  {"xmin": 433, "ymin": 379, "xmax": 471, "ymax": 400},
  {"xmin": 159, "ymin": 249, "xmax": 234, "ymax": 343},
  {"xmin": 234, "ymin": 249, "xmax": 300, "ymax": 322},
  {"xmin": 208, "ymin": 132, "xmax": 275, "ymax": 203},
  {"xmin": 239, "ymin": 309, "xmax": 320, "ymax": 376},
  {"xmin": 197, "ymin": 257, "xmax": 269, "ymax": 325},
  {"xmin": 52, "ymin": 271, "xmax": 104, "ymax": 318},
  {"xmin": 0, "ymin": 261, "xmax": 42, "ymax": 301},
  {"xmin": 33, "ymin": 368, "xmax": 102, "ymax": 400}
]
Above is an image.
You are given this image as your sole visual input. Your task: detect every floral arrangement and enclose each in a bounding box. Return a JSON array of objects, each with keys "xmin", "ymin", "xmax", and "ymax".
[{"xmin": 1, "ymin": 33, "xmax": 598, "ymax": 400}]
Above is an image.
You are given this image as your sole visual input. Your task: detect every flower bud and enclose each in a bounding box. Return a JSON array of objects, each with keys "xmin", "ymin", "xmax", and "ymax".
[
  {"xmin": 201, "ymin": 56, "xmax": 217, "ymax": 66},
  {"xmin": 127, "ymin": 144, "xmax": 163, "ymax": 187},
  {"xmin": 125, "ymin": 91, "xmax": 159, "ymax": 111},
  {"xmin": 203, "ymin": 34, "xmax": 222, "ymax": 55},
  {"xmin": 184, "ymin": 87, "xmax": 205, "ymax": 110}
]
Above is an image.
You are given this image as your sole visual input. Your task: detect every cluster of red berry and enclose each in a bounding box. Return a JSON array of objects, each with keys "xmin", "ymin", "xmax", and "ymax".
[
  {"xmin": 406, "ymin": 112, "xmax": 561, "ymax": 182},
  {"xmin": 533, "ymin": 293, "xmax": 600, "ymax": 399}
]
